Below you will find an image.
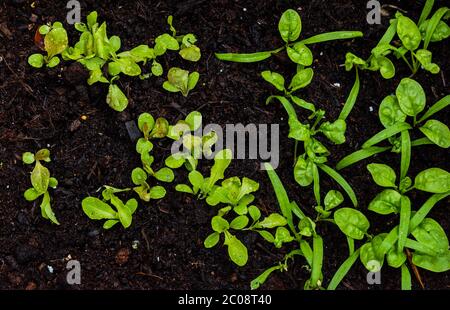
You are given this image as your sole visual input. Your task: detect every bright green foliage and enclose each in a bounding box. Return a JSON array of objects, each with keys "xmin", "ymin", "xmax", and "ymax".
[
  {"xmin": 22, "ymin": 149, "xmax": 59, "ymax": 225},
  {"xmin": 29, "ymin": 12, "xmax": 201, "ymax": 111},
  {"xmin": 81, "ymin": 186, "xmax": 137, "ymax": 229}
]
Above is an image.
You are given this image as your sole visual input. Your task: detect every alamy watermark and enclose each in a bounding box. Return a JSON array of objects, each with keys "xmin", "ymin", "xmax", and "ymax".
[
  {"xmin": 66, "ymin": 0, "xmax": 81, "ymax": 24},
  {"xmin": 170, "ymin": 115, "xmax": 280, "ymax": 170},
  {"xmin": 367, "ymin": 0, "xmax": 381, "ymax": 25}
]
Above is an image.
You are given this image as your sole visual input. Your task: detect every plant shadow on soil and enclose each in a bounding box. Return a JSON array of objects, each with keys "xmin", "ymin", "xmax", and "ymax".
[{"xmin": 0, "ymin": 0, "xmax": 448, "ymax": 289}]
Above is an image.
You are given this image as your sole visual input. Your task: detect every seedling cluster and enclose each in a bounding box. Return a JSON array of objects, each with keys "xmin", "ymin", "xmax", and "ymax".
[{"xmin": 20, "ymin": 3, "xmax": 449, "ymax": 290}]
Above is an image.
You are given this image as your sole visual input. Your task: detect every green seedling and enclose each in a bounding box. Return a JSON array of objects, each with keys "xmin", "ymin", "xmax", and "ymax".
[
  {"xmin": 82, "ymin": 186, "xmax": 137, "ymax": 229},
  {"xmin": 29, "ymin": 12, "xmax": 201, "ymax": 112},
  {"xmin": 345, "ymin": 0, "xmax": 449, "ymax": 78},
  {"xmin": 204, "ymin": 207, "xmax": 289, "ymax": 267},
  {"xmin": 266, "ymin": 93, "xmax": 356, "ymax": 207},
  {"xmin": 328, "ymin": 164, "xmax": 450, "ymax": 290},
  {"xmin": 175, "ymin": 149, "xmax": 233, "ymax": 199},
  {"xmin": 22, "ymin": 149, "xmax": 59, "ymax": 225},
  {"xmin": 163, "ymin": 67, "xmax": 199, "ymax": 97},
  {"xmin": 131, "ymin": 168, "xmax": 167, "ymax": 202},
  {"xmin": 339, "ymin": 0, "xmax": 449, "ymax": 119},
  {"xmin": 216, "ymin": 9, "xmax": 362, "ymax": 65},
  {"xmin": 135, "ymin": 112, "xmax": 175, "ymax": 183},
  {"xmin": 28, "ymin": 22, "xmax": 68, "ymax": 68},
  {"xmin": 337, "ymin": 79, "xmax": 450, "ymax": 172}
]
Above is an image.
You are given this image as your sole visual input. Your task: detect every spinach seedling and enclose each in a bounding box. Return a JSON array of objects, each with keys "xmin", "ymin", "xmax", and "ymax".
[
  {"xmin": 216, "ymin": 9, "xmax": 362, "ymax": 64},
  {"xmin": 345, "ymin": 0, "xmax": 449, "ymax": 79},
  {"xmin": 337, "ymin": 79, "xmax": 450, "ymax": 172},
  {"xmin": 82, "ymin": 186, "xmax": 138, "ymax": 229},
  {"xmin": 328, "ymin": 164, "xmax": 450, "ymax": 290},
  {"xmin": 28, "ymin": 22, "xmax": 68, "ymax": 68},
  {"xmin": 22, "ymin": 149, "xmax": 59, "ymax": 225}
]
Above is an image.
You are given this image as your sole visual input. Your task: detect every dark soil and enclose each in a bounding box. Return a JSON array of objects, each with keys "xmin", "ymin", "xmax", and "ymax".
[{"xmin": 0, "ymin": 0, "xmax": 448, "ymax": 290}]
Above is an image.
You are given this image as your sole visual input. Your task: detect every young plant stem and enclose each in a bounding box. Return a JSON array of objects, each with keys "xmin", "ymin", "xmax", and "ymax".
[{"xmin": 405, "ymin": 248, "xmax": 425, "ymax": 289}]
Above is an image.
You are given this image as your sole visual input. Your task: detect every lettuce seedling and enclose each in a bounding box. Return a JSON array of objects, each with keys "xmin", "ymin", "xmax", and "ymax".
[
  {"xmin": 216, "ymin": 9, "xmax": 362, "ymax": 65},
  {"xmin": 82, "ymin": 186, "xmax": 137, "ymax": 229},
  {"xmin": 163, "ymin": 67, "xmax": 200, "ymax": 97},
  {"xmin": 131, "ymin": 168, "xmax": 167, "ymax": 202},
  {"xmin": 29, "ymin": 12, "xmax": 202, "ymax": 112},
  {"xmin": 175, "ymin": 149, "xmax": 232, "ymax": 198},
  {"xmin": 135, "ymin": 112, "xmax": 175, "ymax": 183},
  {"xmin": 28, "ymin": 22, "xmax": 68, "ymax": 68},
  {"xmin": 337, "ymin": 79, "xmax": 450, "ymax": 172},
  {"xmin": 328, "ymin": 164, "xmax": 450, "ymax": 290},
  {"xmin": 22, "ymin": 149, "xmax": 59, "ymax": 224}
]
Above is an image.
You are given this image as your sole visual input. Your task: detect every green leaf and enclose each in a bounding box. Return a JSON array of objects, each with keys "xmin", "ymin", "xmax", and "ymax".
[
  {"xmin": 165, "ymin": 67, "xmax": 191, "ymax": 96},
  {"xmin": 257, "ymin": 230, "xmax": 275, "ymax": 243},
  {"xmin": 47, "ymin": 56, "xmax": 60, "ymax": 68},
  {"xmin": 412, "ymin": 218, "xmax": 448, "ymax": 254},
  {"xmin": 180, "ymin": 45, "xmax": 201, "ymax": 62},
  {"xmin": 336, "ymin": 146, "xmax": 390, "ymax": 170},
  {"xmin": 136, "ymin": 138, "xmax": 153, "ymax": 154},
  {"xmin": 362, "ymin": 122, "xmax": 411, "ymax": 148},
  {"xmin": 88, "ymin": 68, "xmax": 109, "ymax": 85},
  {"xmin": 215, "ymin": 50, "xmax": 274, "ymax": 63},
  {"xmin": 230, "ymin": 216, "xmax": 249, "ymax": 230},
  {"xmin": 150, "ymin": 117, "xmax": 169, "ymax": 138},
  {"xmin": 397, "ymin": 15, "xmax": 422, "ymax": 50},
  {"xmin": 111, "ymin": 196, "xmax": 132, "ymax": 228},
  {"xmin": 419, "ymin": 119, "xmax": 450, "ymax": 148},
  {"xmin": 28, "ymin": 54, "xmax": 44, "ymax": 68},
  {"xmin": 154, "ymin": 167, "xmax": 175, "ymax": 183},
  {"xmin": 324, "ymin": 190, "xmax": 344, "ymax": 210},
  {"xmin": 224, "ymin": 231, "xmax": 248, "ymax": 266},
  {"xmin": 368, "ymin": 189, "xmax": 401, "ymax": 215},
  {"xmin": 155, "ymin": 33, "xmax": 180, "ymax": 51},
  {"xmin": 401, "ymin": 264, "xmax": 411, "ymax": 290},
  {"xmin": 319, "ymin": 119, "xmax": 346, "ymax": 144},
  {"xmin": 327, "ymin": 248, "xmax": 361, "ymax": 290},
  {"xmin": 289, "ymin": 68, "xmax": 314, "ymax": 92},
  {"xmin": 298, "ymin": 217, "xmax": 316, "ymax": 237},
  {"xmin": 24, "ymin": 188, "xmax": 41, "ymax": 201},
  {"xmin": 31, "ymin": 161, "xmax": 50, "ymax": 194},
  {"xmin": 175, "ymin": 184, "xmax": 194, "ymax": 194},
  {"xmin": 149, "ymin": 186, "xmax": 166, "ymax": 199},
  {"xmin": 287, "ymin": 42, "xmax": 313, "ymax": 66},
  {"xmin": 250, "ymin": 266, "xmax": 281, "ymax": 290},
  {"xmin": 418, "ymin": 95, "xmax": 450, "ymax": 124},
  {"xmin": 299, "ymin": 31, "xmax": 363, "ymax": 45},
  {"xmin": 360, "ymin": 234, "xmax": 385, "ymax": 272},
  {"xmin": 131, "ymin": 168, "xmax": 147, "ymax": 185},
  {"xmin": 125, "ymin": 199, "xmax": 138, "ymax": 214},
  {"xmin": 422, "ymin": 7, "xmax": 450, "ymax": 49},
  {"xmin": 278, "ymin": 9, "xmax": 302, "ymax": 42},
  {"xmin": 187, "ymin": 71, "xmax": 199, "ymax": 93},
  {"xmin": 255, "ymin": 213, "xmax": 287, "ymax": 229},
  {"xmin": 420, "ymin": 19, "xmax": 450, "ymax": 42},
  {"xmin": 106, "ymin": 84, "xmax": 128, "ymax": 112},
  {"xmin": 185, "ymin": 111, "xmax": 203, "ymax": 131},
  {"xmin": 211, "ymin": 216, "xmax": 229, "ymax": 233},
  {"xmin": 40, "ymin": 192, "xmax": 59, "ymax": 225},
  {"xmin": 415, "ymin": 49, "xmax": 440, "ymax": 74},
  {"xmin": 396, "ymin": 78, "xmax": 426, "ymax": 117},
  {"xmin": 367, "ymin": 163, "xmax": 397, "ymax": 188},
  {"xmin": 22, "ymin": 152, "xmax": 35, "ymax": 164},
  {"xmin": 165, "ymin": 154, "xmax": 186, "ymax": 169},
  {"xmin": 414, "ymin": 168, "xmax": 450, "ymax": 193},
  {"xmin": 44, "ymin": 27, "xmax": 68, "ymax": 58},
  {"xmin": 103, "ymin": 220, "xmax": 119, "ymax": 229},
  {"xmin": 204, "ymin": 232, "xmax": 220, "ymax": 248},
  {"xmin": 138, "ymin": 113, "xmax": 155, "ymax": 134},
  {"xmin": 334, "ymin": 208, "xmax": 370, "ymax": 240},
  {"xmin": 310, "ymin": 235, "xmax": 324, "ymax": 288},
  {"xmin": 339, "ymin": 69, "xmax": 360, "ymax": 120},
  {"xmin": 204, "ymin": 149, "xmax": 232, "ymax": 192},
  {"xmin": 82, "ymin": 197, "xmax": 117, "ymax": 220},
  {"xmin": 410, "ymin": 193, "xmax": 449, "ymax": 232},
  {"xmin": 378, "ymin": 95, "xmax": 407, "ymax": 128},
  {"xmin": 387, "ymin": 248, "xmax": 407, "ymax": 268},
  {"xmin": 412, "ymin": 251, "xmax": 450, "ymax": 272},
  {"xmin": 248, "ymin": 206, "xmax": 261, "ymax": 222},
  {"xmin": 114, "ymin": 57, "xmax": 142, "ymax": 76},
  {"xmin": 294, "ymin": 157, "xmax": 313, "ymax": 186},
  {"xmin": 398, "ymin": 196, "xmax": 411, "ymax": 253},
  {"xmin": 377, "ymin": 56, "xmax": 396, "ymax": 79},
  {"xmin": 261, "ymin": 71, "xmax": 285, "ymax": 92},
  {"xmin": 318, "ymin": 164, "xmax": 358, "ymax": 207}
]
